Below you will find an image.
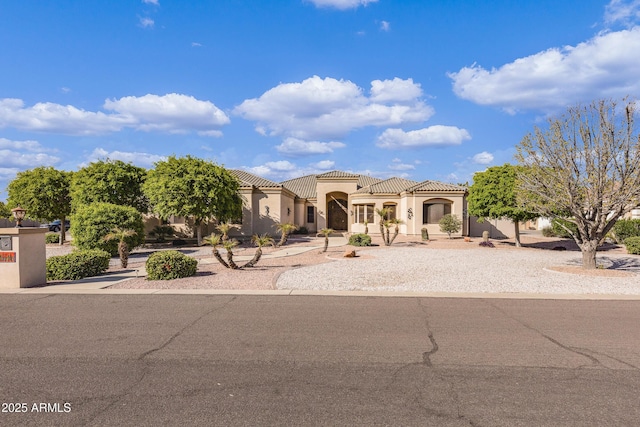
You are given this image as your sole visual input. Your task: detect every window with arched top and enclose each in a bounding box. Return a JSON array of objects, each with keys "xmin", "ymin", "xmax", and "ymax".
[
  {"xmin": 423, "ymin": 200, "xmax": 452, "ymax": 224},
  {"xmin": 383, "ymin": 203, "xmax": 397, "ymax": 221}
]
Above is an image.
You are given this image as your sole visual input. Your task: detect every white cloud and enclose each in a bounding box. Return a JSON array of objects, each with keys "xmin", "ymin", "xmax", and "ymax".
[
  {"xmin": 85, "ymin": 148, "xmax": 166, "ymax": 168},
  {"xmin": 379, "ymin": 20, "xmax": 390, "ymax": 31},
  {"xmin": 311, "ymin": 160, "xmax": 335, "ymax": 169},
  {"xmin": 307, "ymin": 0, "xmax": 378, "ymax": 10},
  {"xmin": 0, "ymin": 94, "xmax": 230, "ymax": 136},
  {"xmin": 388, "ymin": 162, "xmax": 415, "ymax": 171},
  {"xmin": 235, "ymin": 75, "xmax": 433, "ymax": 140},
  {"xmin": 605, "ymin": 0, "xmax": 640, "ymax": 27},
  {"xmin": 472, "ymin": 151, "xmax": 494, "ymax": 165},
  {"xmin": 191, "ymin": 42, "xmax": 202, "ymax": 47},
  {"xmin": 0, "ymin": 138, "xmax": 60, "ymax": 168},
  {"xmin": 376, "ymin": 126, "xmax": 471, "ymax": 149},
  {"xmin": 449, "ymin": 27, "xmax": 640, "ymax": 113},
  {"xmin": 275, "ymin": 137, "xmax": 346, "ymax": 156},
  {"xmin": 142, "ymin": 0, "xmax": 159, "ymax": 4},
  {"xmin": 370, "ymin": 77, "xmax": 422, "ymax": 103},
  {"xmin": 139, "ymin": 17, "xmax": 154, "ymax": 28}
]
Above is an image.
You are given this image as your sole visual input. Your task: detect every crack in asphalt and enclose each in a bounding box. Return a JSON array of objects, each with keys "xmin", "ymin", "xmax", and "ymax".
[
  {"xmin": 84, "ymin": 296, "xmax": 237, "ymax": 425},
  {"xmin": 137, "ymin": 295, "xmax": 237, "ymax": 360},
  {"xmin": 483, "ymin": 300, "xmax": 605, "ymax": 369},
  {"xmin": 416, "ymin": 298, "xmax": 439, "ymax": 367}
]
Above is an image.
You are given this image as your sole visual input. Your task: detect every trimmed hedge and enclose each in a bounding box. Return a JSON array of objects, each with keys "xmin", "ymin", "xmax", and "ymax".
[
  {"xmin": 614, "ymin": 219, "xmax": 640, "ymax": 244},
  {"xmin": 146, "ymin": 250, "xmax": 198, "ymax": 280},
  {"xmin": 71, "ymin": 202, "xmax": 145, "ymax": 256},
  {"xmin": 624, "ymin": 236, "xmax": 640, "ymax": 255},
  {"xmin": 348, "ymin": 233, "xmax": 372, "ymax": 247},
  {"xmin": 46, "ymin": 249, "xmax": 111, "ymax": 281},
  {"xmin": 45, "ymin": 233, "xmax": 60, "ymax": 244}
]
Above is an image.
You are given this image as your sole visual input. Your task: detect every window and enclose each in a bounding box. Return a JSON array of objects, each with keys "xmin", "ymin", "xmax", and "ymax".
[
  {"xmin": 353, "ymin": 204, "xmax": 374, "ymax": 224},
  {"xmin": 306, "ymin": 206, "xmax": 315, "ymax": 223},
  {"xmin": 383, "ymin": 203, "xmax": 396, "ymax": 221},
  {"xmin": 423, "ymin": 202, "xmax": 451, "ymax": 224}
]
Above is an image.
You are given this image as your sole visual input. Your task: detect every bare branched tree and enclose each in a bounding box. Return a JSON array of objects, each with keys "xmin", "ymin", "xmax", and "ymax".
[{"xmin": 516, "ymin": 98, "xmax": 640, "ymax": 269}]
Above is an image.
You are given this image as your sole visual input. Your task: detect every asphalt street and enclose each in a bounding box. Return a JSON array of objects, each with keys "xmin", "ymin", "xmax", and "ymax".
[{"xmin": 0, "ymin": 295, "xmax": 639, "ymax": 426}]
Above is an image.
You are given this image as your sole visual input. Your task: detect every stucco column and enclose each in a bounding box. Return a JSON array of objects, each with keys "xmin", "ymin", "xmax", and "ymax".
[{"xmin": 0, "ymin": 228, "xmax": 47, "ymax": 288}]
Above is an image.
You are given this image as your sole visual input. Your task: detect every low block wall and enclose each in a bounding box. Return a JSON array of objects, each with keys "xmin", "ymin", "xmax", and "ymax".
[{"xmin": 0, "ymin": 227, "xmax": 47, "ymax": 288}]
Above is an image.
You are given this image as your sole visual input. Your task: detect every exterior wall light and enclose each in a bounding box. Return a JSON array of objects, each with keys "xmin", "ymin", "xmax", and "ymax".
[{"xmin": 11, "ymin": 205, "xmax": 26, "ymax": 228}]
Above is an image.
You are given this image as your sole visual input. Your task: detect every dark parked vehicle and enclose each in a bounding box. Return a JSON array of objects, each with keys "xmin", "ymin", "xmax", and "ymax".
[{"xmin": 49, "ymin": 220, "xmax": 70, "ymax": 232}]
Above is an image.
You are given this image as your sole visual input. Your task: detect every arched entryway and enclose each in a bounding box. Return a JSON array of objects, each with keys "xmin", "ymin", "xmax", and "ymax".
[{"xmin": 327, "ymin": 192, "xmax": 348, "ymax": 231}]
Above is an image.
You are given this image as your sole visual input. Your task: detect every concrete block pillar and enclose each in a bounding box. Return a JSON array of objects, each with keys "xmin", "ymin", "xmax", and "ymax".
[{"xmin": 0, "ymin": 228, "xmax": 47, "ymax": 288}]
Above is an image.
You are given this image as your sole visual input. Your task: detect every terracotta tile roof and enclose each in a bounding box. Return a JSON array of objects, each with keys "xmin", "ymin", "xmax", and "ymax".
[
  {"xmin": 353, "ymin": 177, "xmax": 419, "ymax": 195},
  {"xmin": 230, "ymin": 170, "xmax": 282, "ymax": 188},
  {"xmin": 316, "ymin": 170, "xmax": 361, "ymax": 179},
  {"xmin": 406, "ymin": 180, "xmax": 467, "ymax": 192},
  {"xmin": 357, "ymin": 175, "xmax": 383, "ymax": 188},
  {"xmin": 281, "ymin": 174, "xmax": 318, "ymax": 199}
]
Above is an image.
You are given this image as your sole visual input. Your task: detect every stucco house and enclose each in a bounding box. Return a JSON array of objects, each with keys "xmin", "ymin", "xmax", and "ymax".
[{"xmin": 226, "ymin": 169, "xmax": 469, "ymax": 238}]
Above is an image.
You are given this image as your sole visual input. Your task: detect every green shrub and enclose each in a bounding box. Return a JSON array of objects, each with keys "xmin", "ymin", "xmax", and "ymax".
[
  {"xmin": 149, "ymin": 225, "xmax": 175, "ymax": 242},
  {"xmin": 45, "ymin": 233, "xmax": 60, "ymax": 244},
  {"xmin": 71, "ymin": 203, "xmax": 145, "ymax": 256},
  {"xmin": 614, "ymin": 219, "xmax": 640, "ymax": 244},
  {"xmin": 293, "ymin": 226, "xmax": 309, "ymax": 235},
  {"xmin": 46, "ymin": 249, "xmax": 111, "ymax": 281},
  {"xmin": 541, "ymin": 226, "xmax": 555, "ymax": 237},
  {"xmin": 551, "ymin": 218, "xmax": 578, "ymax": 238},
  {"xmin": 624, "ymin": 236, "xmax": 640, "ymax": 255},
  {"xmin": 348, "ymin": 233, "xmax": 372, "ymax": 246},
  {"xmin": 146, "ymin": 250, "xmax": 198, "ymax": 280},
  {"xmin": 439, "ymin": 214, "xmax": 462, "ymax": 238}
]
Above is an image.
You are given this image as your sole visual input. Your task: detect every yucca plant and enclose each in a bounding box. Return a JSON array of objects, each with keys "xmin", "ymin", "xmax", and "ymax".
[
  {"xmin": 275, "ymin": 222, "xmax": 299, "ymax": 247},
  {"xmin": 319, "ymin": 228, "xmax": 334, "ymax": 253},
  {"xmin": 243, "ymin": 234, "xmax": 275, "ymax": 268},
  {"xmin": 375, "ymin": 208, "xmax": 391, "ymax": 244},
  {"xmin": 388, "ymin": 218, "xmax": 404, "ymax": 246},
  {"xmin": 103, "ymin": 227, "xmax": 137, "ymax": 268}
]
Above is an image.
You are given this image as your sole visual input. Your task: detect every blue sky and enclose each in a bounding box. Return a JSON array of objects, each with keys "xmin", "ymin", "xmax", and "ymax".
[{"xmin": 1, "ymin": 0, "xmax": 639, "ymax": 201}]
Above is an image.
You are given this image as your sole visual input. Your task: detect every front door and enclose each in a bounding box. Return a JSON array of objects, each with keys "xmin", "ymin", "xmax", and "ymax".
[{"xmin": 327, "ymin": 199, "xmax": 348, "ymax": 230}]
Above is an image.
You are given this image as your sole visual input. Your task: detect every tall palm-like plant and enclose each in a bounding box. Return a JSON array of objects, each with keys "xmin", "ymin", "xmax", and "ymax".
[
  {"xmin": 104, "ymin": 227, "xmax": 137, "ymax": 268},
  {"xmin": 222, "ymin": 239, "xmax": 240, "ymax": 269},
  {"xmin": 275, "ymin": 222, "xmax": 299, "ymax": 247},
  {"xmin": 216, "ymin": 223, "xmax": 236, "ymax": 241},
  {"xmin": 243, "ymin": 234, "xmax": 275, "ymax": 268},
  {"xmin": 375, "ymin": 208, "xmax": 391, "ymax": 245},
  {"xmin": 318, "ymin": 228, "xmax": 334, "ymax": 253},
  {"xmin": 203, "ymin": 233, "xmax": 229, "ymax": 268},
  {"xmin": 388, "ymin": 218, "xmax": 405, "ymax": 246}
]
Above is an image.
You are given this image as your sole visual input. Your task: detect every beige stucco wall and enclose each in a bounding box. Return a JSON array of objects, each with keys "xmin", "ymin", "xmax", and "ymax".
[
  {"xmin": 0, "ymin": 228, "xmax": 47, "ymax": 288},
  {"xmin": 349, "ymin": 194, "xmax": 404, "ymax": 235},
  {"xmin": 402, "ymin": 192, "xmax": 467, "ymax": 237}
]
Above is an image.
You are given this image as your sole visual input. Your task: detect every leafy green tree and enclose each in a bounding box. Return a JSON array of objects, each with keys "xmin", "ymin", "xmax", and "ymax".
[
  {"xmin": 0, "ymin": 201, "xmax": 11, "ymax": 219},
  {"xmin": 72, "ymin": 203, "xmax": 145, "ymax": 256},
  {"xmin": 143, "ymin": 156, "xmax": 242, "ymax": 245},
  {"xmin": 516, "ymin": 98, "xmax": 640, "ymax": 269},
  {"xmin": 467, "ymin": 164, "xmax": 539, "ymax": 247},
  {"xmin": 439, "ymin": 214, "xmax": 462, "ymax": 239},
  {"xmin": 6, "ymin": 167, "xmax": 72, "ymax": 244},
  {"xmin": 71, "ymin": 159, "xmax": 148, "ymax": 212}
]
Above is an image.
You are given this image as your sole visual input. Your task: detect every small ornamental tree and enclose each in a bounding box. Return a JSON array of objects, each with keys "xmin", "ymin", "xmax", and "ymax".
[
  {"xmin": 72, "ymin": 203, "xmax": 145, "ymax": 256},
  {"xmin": 7, "ymin": 167, "xmax": 72, "ymax": 244},
  {"xmin": 516, "ymin": 98, "xmax": 640, "ymax": 269},
  {"xmin": 275, "ymin": 223, "xmax": 298, "ymax": 247},
  {"xmin": 439, "ymin": 214, "xmax": 462, "ymax": 239},
  {"xmin": 70, "ymin": 159, "xmax": 149, "ymax": 212},
  {"xmin": 468, "ymin": 164, "xmax": 539, "ymax": 247},
  {"xmin": 143, "ymin": 156, "xmax": 243, "ymax": 245},
  {"xmin": 318, "ymin": 228, "xmax": 334, "ymax": 252},
  {"xmin": 104, "ymin": 227, "xmax": 137, "ymax": 268}
]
